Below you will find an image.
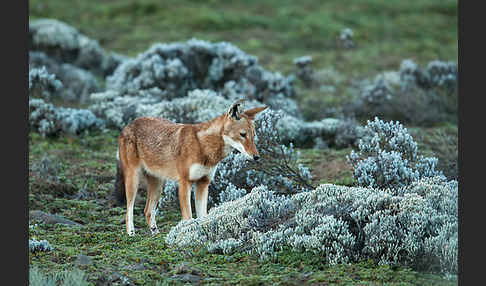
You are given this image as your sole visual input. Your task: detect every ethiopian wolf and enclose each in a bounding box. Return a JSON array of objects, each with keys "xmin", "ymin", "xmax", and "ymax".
[{"xmin": 113, "ymin": 101, "xmax": 267, "ymax": 236}]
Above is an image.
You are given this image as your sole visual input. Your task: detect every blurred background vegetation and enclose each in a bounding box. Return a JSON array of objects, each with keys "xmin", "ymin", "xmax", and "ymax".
[{"xmin": 29, "ymin": 0, "xmax": 457, "ymax": 77}]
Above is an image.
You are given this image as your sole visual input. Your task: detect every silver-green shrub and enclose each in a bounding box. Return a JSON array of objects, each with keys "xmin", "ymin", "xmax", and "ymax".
[
  {"xmin": 29, "ymin": 98, "xmax": 62, "ymax": 136},
  {"xmin": 29, "ymin": 18, "xmax": 124, "ymax": 76},
  {"xmin": 166, "ymin": 177, "xmax": 457, "ymax": 275},
  {"xmin": 104, "ymin": 38, "xmax": 295, "ymax": 104},
  {"xmin": 29, "ymin": 66, "xmax": 63, "ymax": 100},
  {"xmin": 293, "ymin": 55, "xmax": 314, "ymax": 88},
  {"xmin": 347, "ymin": 117, "xmax": 443, "ymax": 190},
  {"xmin": 29, "ymin": 98, "xmax": 105, "ymax": 137},
  {"xmin": 29, "ymin": 51, "xmax": 101, "ymax": 103},
  {"xmin": 207, "ymin": 118, "xmax": 313, "ymax": 200},
  {"xmin": 90, "ymin": 89, "xmax": 261, "ymax": 129},
  {"xmin": 29, "ymin": 239, "xmax": 53, "ymax": 253},
  {"xmin": 90, "ymin": 89, "xmax": 360, "ymax": 148},
  {"xmin": 339, "ymin": 28, "xmax": 355, "ymax": 49},
  {"xmin": 350, "ymin": 59, "xmax": 458, "ymax": 126},
  {"xmin": 425, "ymin": 60, "xmax": 458, "ymax": 92},
  {"xmin": 29, "ymin": 266, "xmax": 89, "ymax": 286}
]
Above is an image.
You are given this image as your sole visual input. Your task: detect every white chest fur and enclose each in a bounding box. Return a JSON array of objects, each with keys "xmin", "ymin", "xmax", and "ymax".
[{"xmin": 189, "ymin": 163, "xmax": 218, "ymax": 181}]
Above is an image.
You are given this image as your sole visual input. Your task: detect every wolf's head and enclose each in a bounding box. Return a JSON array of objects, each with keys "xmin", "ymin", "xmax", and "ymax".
[{"xmin": 222, "ymin": 100, "xmax": 267, "ymax": 161}]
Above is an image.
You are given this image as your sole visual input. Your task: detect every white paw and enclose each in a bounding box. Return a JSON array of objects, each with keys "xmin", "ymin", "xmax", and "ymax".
[
  {"xmin": 127, "ymin": 230, "xmax": 135, "ymax": 236},
  {"xmin": 150, "ymin": 227, "xmax": 159, "ymax": 235}
]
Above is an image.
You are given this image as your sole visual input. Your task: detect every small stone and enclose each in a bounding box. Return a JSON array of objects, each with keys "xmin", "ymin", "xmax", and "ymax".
[
  {"xmin": 30, "ymin": 210, "xmax": 83, "ymax": 227},
  {"xmin": 122, "ymin": 263, "xmax": 145, "ymax": 271},
  {"xmin": 75, "ymin": 254, "xmax": 93, "ymax": 266},
  {"xmin": 171, "ymin": 273, "xmax": 202, "ymax": 284}
]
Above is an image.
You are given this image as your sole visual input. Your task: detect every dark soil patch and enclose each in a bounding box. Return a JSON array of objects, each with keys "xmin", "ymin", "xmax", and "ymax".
[{"xmin": 29, "ymin": 175, "xmax": 78, "ymax": 198}]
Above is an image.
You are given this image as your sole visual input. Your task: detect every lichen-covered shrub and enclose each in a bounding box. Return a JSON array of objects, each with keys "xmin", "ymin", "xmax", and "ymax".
[
  {"xmin": 166, "ymin": 177, "xmax": 457, "ymax": 275},
  {"xmin": 29, "ymin": 66, "xmax": 63, "ymax": 100},
  {"xmin": 104, "ymin": 38, "xmax": 295, "ymax": 106},
  {"xmin": 360, "ymin": 76, "xmax": 394, "ymax": 106},
  {"xmin": 410, "ymin": 127, "xmax": 458, "ymax": 181},
  {"xmin": 338, "ymin": 28, "xmax": 355, "ymax": 49},
  {"xmin": 165, "ymin": 185, "xmax": 296, "ymax": 255},
  {"xmin": 293, "ymin": 55, "xmax": 314, "ymax": 88},
  {"xmin": 29, "ymin": 51, "xmax": 101, "ymax": 103},
  {"xmin": 29, "ymin": 18, "xmax": 124, "ymax": 77},
  {"xmin": 350, "ymin": 59, "xmax": 458, "ymax": 126},
  {"xmin": 334, "ymin": 117, "xmax": 363, "ymax": 148},
  {"xmin": 89, "ymin": 89, "xmax": 258, "ymax": 128},
  {"xmin": 29, "ymin": 266, "xmax": 89, "ymax": 286},
  {"xmin": 296, "ymin": 67, "xmax": 350, "ymax": 121},
  {"xmin": 29, "ymin": 239, "xmax": 53, "ymax": 253},
  {"xmin": 29, "ymin": 98, "xmax": 62, "ymax": 136},
  {"xmin": 347, "ymin": 117, "xmax": 443, "ymax": 190},
  {"xmin": 29, "ymin": 98, "xmax": 105, "ymax": 137},
  {"xmin": 207, "ymin": 109, "xmax": 315, "ymax": 201},
  {"xmin": 425, "ymin": 60, "xmax": 458, "ymax": 91},
  {"xmin": 90, "ymin": 89, "xmax": 361, "ymax": 148},
  {"xmin": 398, "ymin": 59, "xmax": 457, "ymax": 92}
]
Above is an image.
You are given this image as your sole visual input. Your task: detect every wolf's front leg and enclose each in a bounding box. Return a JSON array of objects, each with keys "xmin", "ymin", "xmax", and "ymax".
[
  {"xmin": 195, "ymin": 177, "xmax": 210, "ymax": 218},
  {"xmin": 178, "ymin": 179, "xmax": 193, "ymax": 220}
]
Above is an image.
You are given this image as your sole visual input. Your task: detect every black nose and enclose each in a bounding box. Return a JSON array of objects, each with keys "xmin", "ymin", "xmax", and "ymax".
[{"xmin": 253, "ymin": 155, "xmax": 260, "ymax": 161}]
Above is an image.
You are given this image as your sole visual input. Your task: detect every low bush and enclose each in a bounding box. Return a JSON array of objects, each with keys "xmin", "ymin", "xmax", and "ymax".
[
  {"xmin": 29, "ymin": 98, "xmax": 105, "ymax": 137},
  {"xmin": 166, "ymin": 176, "xmax": 457, "ymax": 276},
  {"xmin": 347, "ymin": 117, "xmax": 443, "ymax": 190},
  {"xmin": 29, "ymin": 239, "xmax": 53, "ymax": 253},
  {"xmin": 89, "ymin": 89, "xmax": 362, "ymax": 148},
  {"xmin": 29, "ymin": 266, "xmax": 89, "ymax": 286},
  {"xmin": 29, "ymin": 52, "xmax": 102, "ymax": 104},
  {"xmin": 105, "ymin": 38, "xmax": 295, "ymax": 105},
  {"xmin": 29, "ymin": 18, "xmax": 124, "ymax": 77},
  {"xmin": 29, "ymin": 66, "xmax": 63, "ymax": 100},
  {"xmin": 349, "ymin": 59, "xmax": 458, "ymax": 126}
]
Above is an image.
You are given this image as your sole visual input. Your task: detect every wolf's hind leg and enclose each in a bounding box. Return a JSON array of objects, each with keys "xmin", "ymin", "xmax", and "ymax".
[
  {"xmin": 125, "ymin": 168, "xmax": 140, "ymax": 236},
  {"xmin": 144, "ymin": 175, "xmax": 164, "ymax": 235}
]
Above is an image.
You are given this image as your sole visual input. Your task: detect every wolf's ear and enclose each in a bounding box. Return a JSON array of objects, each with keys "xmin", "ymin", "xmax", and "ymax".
[
  {"xmin": 226, "ymin": 99, "xmax": 245, "ymax": 120},
  {"xmin": 243, "ymin": 106, "xmax": 268, "ymax": 120}
]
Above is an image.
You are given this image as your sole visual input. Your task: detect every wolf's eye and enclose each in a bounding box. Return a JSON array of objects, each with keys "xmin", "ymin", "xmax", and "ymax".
[{"xmin": 240, "ymin": 132, "xmax": 247, "ymax": 138}]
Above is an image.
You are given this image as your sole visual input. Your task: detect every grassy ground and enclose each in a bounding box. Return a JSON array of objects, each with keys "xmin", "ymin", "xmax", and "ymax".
[{"xmin": 28, "ymin": 129, "xmax": 457, "ymax": 285}]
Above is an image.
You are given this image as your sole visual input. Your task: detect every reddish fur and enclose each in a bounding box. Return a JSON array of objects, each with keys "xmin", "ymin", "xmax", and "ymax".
[{"xmin": 115, "ymin": 104, "xmax": 267, "ymax": 234}]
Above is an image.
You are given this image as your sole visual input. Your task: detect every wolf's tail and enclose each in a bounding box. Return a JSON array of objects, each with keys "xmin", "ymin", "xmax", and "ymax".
[{"xmin": 113, "ymin": 153, "xmax": 126, "ymax": 206}]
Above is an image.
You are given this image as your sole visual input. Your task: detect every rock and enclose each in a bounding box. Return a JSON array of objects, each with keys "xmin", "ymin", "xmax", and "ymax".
[
  {"xmin": 75, "ymin": 254, "xmax": 93, "ymax": 266},
  {"xmin": 174, "ymin": 262, "xmax": 203, "ymax": 276},
  {"xmin": 29, "ymin": 210, "xmax": 83, "ymax": 227},
  {"xmin": 171, "ymin": 273, "xmax": 202, "ymax": 284},
  {"xmin": 171, "ymin": 262, "xmax": 203, "ymax": 283},
  {"xmin": 122, "ymin": 263, "xmax": 145, "ymax": 271},
  {"xmin": 174, "ymin": 262, "xmax": 192, "ymax": 274},
  {"xmin": 108, "ymin": 271, "xmax": 134, "ymax": 286}
]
